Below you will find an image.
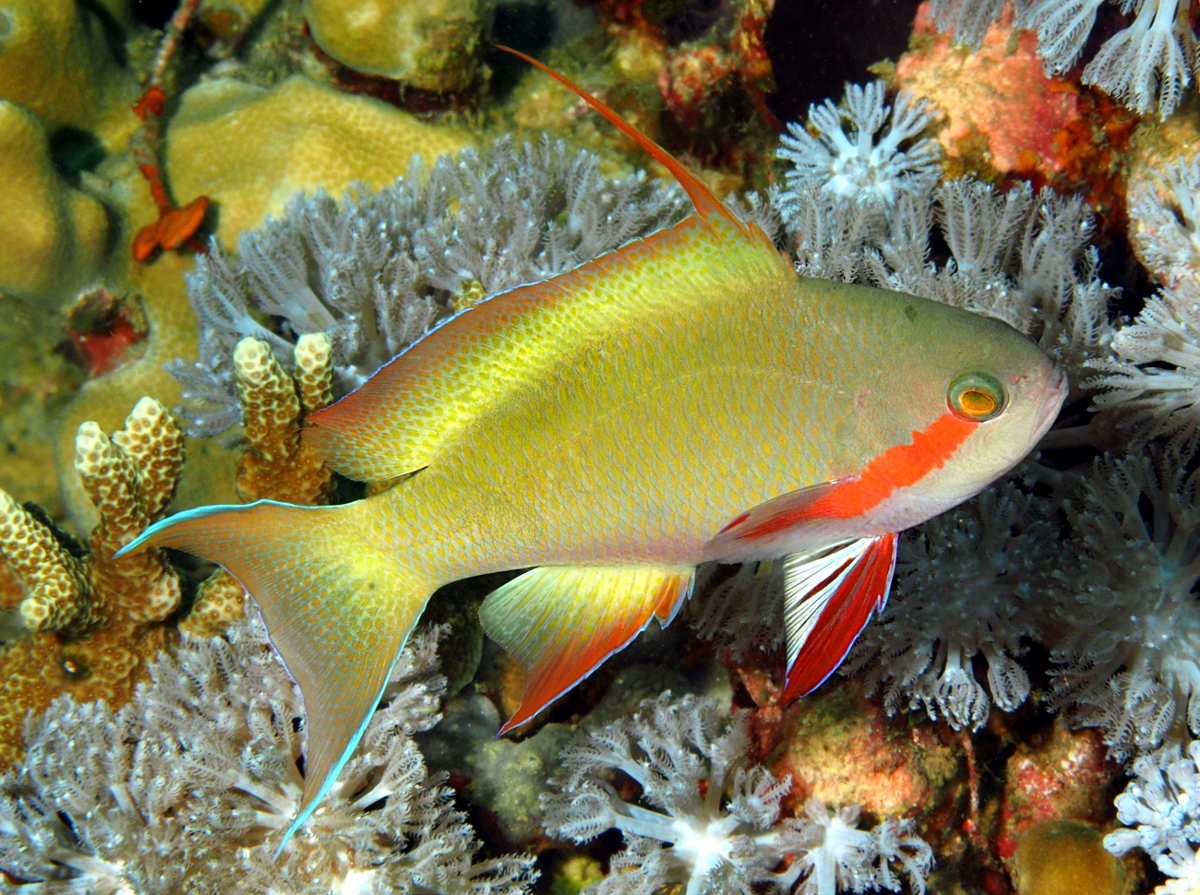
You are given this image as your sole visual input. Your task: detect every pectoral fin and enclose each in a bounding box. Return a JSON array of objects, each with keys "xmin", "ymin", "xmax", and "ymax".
[
  {"xmin": 479, "ymin": 563, "xmax": 694, "ymax": 733},
  {"xmin": 703, "ymin": 479, "xmax": 854, "ymax": 563},
  {"xmin": 780, "ymin": 533, "xmax": 897, "ymax": 702}
]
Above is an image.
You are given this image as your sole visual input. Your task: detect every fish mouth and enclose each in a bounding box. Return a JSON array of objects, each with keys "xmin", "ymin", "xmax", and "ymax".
[{"xmin": 1031, "ymin": 365, "xmax": 1068, "ymax": 442}]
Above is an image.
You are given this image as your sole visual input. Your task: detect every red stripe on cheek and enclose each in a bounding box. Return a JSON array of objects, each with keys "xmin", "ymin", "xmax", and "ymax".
[{"xmin": 739, "ymin": 412, "xmax": 976, "ymax": 538}]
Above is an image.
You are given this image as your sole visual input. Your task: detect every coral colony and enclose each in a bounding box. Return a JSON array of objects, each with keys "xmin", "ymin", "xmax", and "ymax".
[{"xmin": 6, "ymin": 1, "xmax": 1200, "ymax": 894}]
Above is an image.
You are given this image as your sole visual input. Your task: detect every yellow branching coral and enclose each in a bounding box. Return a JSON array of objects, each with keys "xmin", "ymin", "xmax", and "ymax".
[
  {"xmin": 178, "ymin": 569, "xmax": 245, "ymax": 639},
  {"xmin": 0, "ymin": 491, "xmax": 89, "ymax": 635},
  {"xmin": 0, "ymin": 397, "xmax": 185, "ymax": 767},
  {"xmin": 0, "ymin": 337, "xmax": 340, "ymax": 765},
  {"xmin": 234, "ymin": 333, "xmax": 335, "ymax": 504}
]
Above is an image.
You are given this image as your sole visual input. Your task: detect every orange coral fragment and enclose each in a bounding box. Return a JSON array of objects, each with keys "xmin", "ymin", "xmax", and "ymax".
[
  {"xmin": 132, "ymin": 194, "xmax": 209, "ymax": 262},
  {"xmin": 133, "ymin": 86, "xmax": 167, "ymax": 122}
]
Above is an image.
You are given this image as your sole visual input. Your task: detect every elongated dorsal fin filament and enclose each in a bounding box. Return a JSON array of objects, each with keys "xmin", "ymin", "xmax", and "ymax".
[{"xmin": 497, "ymin": 45, "xmax": 749, "ymax": 236}]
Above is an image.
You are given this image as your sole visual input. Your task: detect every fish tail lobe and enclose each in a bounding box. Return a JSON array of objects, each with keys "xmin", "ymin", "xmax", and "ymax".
[{"xmin": 121, "ymin": 499, "xmax": 434, "ymax": 856}]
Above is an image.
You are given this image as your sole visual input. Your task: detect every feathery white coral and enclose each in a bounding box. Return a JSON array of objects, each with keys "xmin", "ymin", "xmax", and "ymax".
[
  {"xmin": 0, "ymin": 616, "xmax": 536, "ymax": 894},
  {"xmin": 541, "ymin": 692, "xmax": 932, "ymax": 895},
  {"xmin": 170, "ymin": 137, "xmax": 691, "ymax": 439},
  {"xmin": 1080, "ymin": 0, "xmax": 1197, "ymax": 119},
  {"xmin": 1089, "ymin": 157, "xmax": 1200, "ymax": 450},
  {"xmin": 842, "ymin": 480, "xmax": 1061, "ymax": 731},
  {"xmin": 1089, "ymin": 283, "xmax": 1200, "ymax": 452},
  {"xmin": 782, "ymin": 800, "xmax": 933, "ymax": 895},
  {"xmin": 1130, "ymin": 155, "xmax": 1200, "ymax": 292},
  {"xmin": 1105, "ymin": 740, "xmax": 1200, "ymax": 891},
  {"xmin": 1049, "ymin": 451, "xmax": 1200, "ymax": 759},
  {"xmin": 777, "ymin": 81, "xmax": 941, "ymax": 221},
  {"xmin": 930, "ymin": 0, "xmax": 1011, "ymax": 50},
  {"xmin": 787, "ymin": 176, "xmax": 1116, "ymax": 391}
]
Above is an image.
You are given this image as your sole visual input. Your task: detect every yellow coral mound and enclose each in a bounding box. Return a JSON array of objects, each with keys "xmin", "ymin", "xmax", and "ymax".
[
  {"xmin": 0, "ymin": 0, "xmax": 137, "ymax": 137},
  {"xmin": 304, "ymin": 0, "xmax": 491, "ymax": 91},
  {"xmin": 165, "ymin": 75, "xmax": 473, "ymax": 244},
  {"xmin": 0, "ymin": 101, "xmax": 110, "ymax": 305}
]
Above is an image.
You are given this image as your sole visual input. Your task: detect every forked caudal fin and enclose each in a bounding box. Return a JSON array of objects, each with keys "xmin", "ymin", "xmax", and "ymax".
[{"xmin": 118, "ymin": 499, "xmax": 433, "ymax": 855}]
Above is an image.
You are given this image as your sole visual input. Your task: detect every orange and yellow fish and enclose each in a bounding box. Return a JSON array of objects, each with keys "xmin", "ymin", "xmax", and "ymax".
[{"xmin": 122, "ymin": 49, "xmax": 1067, "ymax": 849}]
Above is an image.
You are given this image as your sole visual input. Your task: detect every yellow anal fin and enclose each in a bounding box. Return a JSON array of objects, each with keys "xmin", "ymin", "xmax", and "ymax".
[{"xmin": 479, "ymin": 563, "xmax": 695, "ymax": 732}]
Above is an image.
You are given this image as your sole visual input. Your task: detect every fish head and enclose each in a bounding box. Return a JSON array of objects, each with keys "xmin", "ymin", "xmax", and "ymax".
[{"xmin": 871, "ymin": 304, "xmax": 1067, "ymax": 522}]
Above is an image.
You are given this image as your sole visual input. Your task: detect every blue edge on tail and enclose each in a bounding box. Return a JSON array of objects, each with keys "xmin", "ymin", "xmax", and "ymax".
[{"xmin": 118, "ymin": 501, "xmax": 406, "ymax": 857}]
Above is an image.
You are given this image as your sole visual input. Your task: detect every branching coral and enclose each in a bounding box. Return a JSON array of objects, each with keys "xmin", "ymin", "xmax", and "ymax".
[
  {"xmin": 0, "ymin": 617, "xmax": 537, "ymax": 894},
  {"xmin": 233, "ymin": 334, "xmax": 335, "ymax": 504},
  {"xmin": 776, "ymin": 81, "xmax": 941, "ymax": 221},
  {"xmin": 169, "ymin": 137, "xmax": 691, "ymax": 438},
  {"xmin": 0, "ymin": 398, "xmax": 187, "ymax": 767},
  {"xmin": 842, "ymin": 480, "xmax": 1062, "ymax": 732},
  {"xmin": 1088, "ymin": 155, "xmax": 1200, "ymax": 452},
  {"xmin": 1048, "ymin": 450, "xmax": 1200, "ymax": 759},
  {"xmin": 541, "ymin": 692, "xmax": 932, "ymax": 895}
]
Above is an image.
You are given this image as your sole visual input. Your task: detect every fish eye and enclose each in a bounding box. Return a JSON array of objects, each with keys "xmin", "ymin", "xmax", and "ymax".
[{"xmin": 948, "ymin": 372, "xmax": 1006, "ymax": 422}]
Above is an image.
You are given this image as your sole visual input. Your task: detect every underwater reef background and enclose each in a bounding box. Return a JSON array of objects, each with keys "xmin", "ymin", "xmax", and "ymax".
[{"xmin": 4, "ymin": 0, "xmax": 1200, "ymax": 892}]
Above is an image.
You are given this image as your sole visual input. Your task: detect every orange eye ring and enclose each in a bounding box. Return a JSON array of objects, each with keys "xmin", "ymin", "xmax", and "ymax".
[{"xmin": 948, "ymin": 373, "xmax": 1006, "ymax": 422}]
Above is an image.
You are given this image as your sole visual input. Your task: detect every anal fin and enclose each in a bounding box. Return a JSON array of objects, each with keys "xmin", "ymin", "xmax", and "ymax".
[
  {"xmin": 479, "ymin": 564, "xmax": 694, "ymax": 733},
  {"xmin": 781, "ymin": 533, "xmax": 897, "ymax": 702}
]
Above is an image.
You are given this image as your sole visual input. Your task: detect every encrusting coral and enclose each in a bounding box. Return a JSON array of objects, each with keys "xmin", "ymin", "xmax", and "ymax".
[
  {"xmin": 0, "ymin": 0, "xmax": 138, "ymax": 138},
  {"xmin": 303, "ymin": 0, "xmax": 493, "ymax": 92},
  {"xmin": 0, "ymin": 398, "xmax": 184, "ymax": 768},
  {"xmin": 0, "ymin": 618, "xmax": 538, "ymax": 894},
  {"xmin": 164, "ymin": 74, "xmax": 474, "ymax": 246}
]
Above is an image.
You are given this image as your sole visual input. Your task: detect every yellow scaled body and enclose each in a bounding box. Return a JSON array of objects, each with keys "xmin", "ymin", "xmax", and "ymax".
[{"xmin": 124, "ymin": 53, "xmax": 1066, "ymax": 852}]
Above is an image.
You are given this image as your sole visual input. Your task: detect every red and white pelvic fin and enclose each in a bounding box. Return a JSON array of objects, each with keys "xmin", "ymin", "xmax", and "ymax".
[{"xmin": 780, "ymin": 533, "xmax": 898, "ymax": 703}]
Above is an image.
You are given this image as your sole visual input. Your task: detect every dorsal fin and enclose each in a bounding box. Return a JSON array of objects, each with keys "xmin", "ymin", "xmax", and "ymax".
[{"xmin": 497, "ymin": 45, "xmax": 750, "ymax": 237}]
